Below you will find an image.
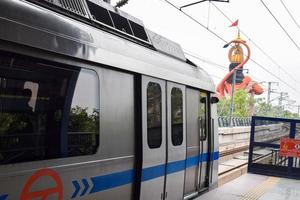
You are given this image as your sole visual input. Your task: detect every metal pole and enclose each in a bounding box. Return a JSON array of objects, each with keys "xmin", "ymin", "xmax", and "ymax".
[
  {"xmin": 229, "ymin": 70, "xmax": 236, "ymax": 127},
  {"xmin": 249, "ymin": 92, "xmax": 255, "ymax": 116},
  {"xmin": 278, "ymin": 92, "xmax": 283, "ymax": 117},
  {"xmin": 267, "ymin": 82, "xmax": 279, "ymax": 104},
  {"xmin": 267, "ymin": 82, "xmax": 271, "ymax": 104},
  {"xmin": 278, "ymin": 92, "xmax": 282, "ymax": 107}
]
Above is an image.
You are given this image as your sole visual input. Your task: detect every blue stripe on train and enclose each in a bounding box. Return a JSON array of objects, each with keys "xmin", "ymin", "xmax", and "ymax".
[
  {"xmin": 212, "ymin": 151, "xmax": 219, "ymax": 160},
  {"xmin": 90, "ymin": 169, "xmax": 135, "ymax": 194},
  {"xmin": 85, "ymin": 151, "xmax": 219, "ymax": 195},
  {"xmin": 141, "ymin": 164, "xmax": 165, "ymax": 181},
  {"xmin": 184, "ymin": 152, "xmax": 219, "ymax": 168},
  {"xmin": 140, "ymin": 158, "xmax": 188, "ymax": 182},
  {"xmin": 186, "ymin": 153, "xmax": 207, "ymax": 168},
  {"xmin": 167, "ymin": 159, "xmax": 186, "ymax": 174}
]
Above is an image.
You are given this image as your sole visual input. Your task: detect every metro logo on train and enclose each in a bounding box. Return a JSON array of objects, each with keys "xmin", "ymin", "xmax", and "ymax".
[{"xmin": 280, "ymin": 138, "xmax": 300, "ymax": 158}]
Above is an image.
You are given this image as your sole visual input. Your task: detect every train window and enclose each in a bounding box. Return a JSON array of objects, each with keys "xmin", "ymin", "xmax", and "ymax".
[
  {"xmin": 0, "ymin": 54, "xmax": 99, "ymax": 165},
  {"xmin": 199, "ymin": 92, "xmax": 208, "ymax": 141},
  {"xmin": 171, "ymin": 88, "xmax": 183, "ymax": 146},
  {"xmin": 147, "ymin": 82, "xmax": 162, "ymax": 149}
]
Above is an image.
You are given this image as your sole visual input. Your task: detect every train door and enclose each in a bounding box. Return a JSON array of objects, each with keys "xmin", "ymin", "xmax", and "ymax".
[
  {"xmin": 140, "ymin": 77, "xmax": 186, "ymax": 200},
  {"xmin": 165, "ymin": 82, "xmax": 186, "ymax": 200},
  {"xmin": 140, "ymin": 76, "xmax": 167, "ymax": 200},
  {"xmin": 198, "ymin": 91, "xmax": 209, "ymax": 189},
  {"xmin": 184, "ymin": 88, "xmax": 209, "ymax": 199}
]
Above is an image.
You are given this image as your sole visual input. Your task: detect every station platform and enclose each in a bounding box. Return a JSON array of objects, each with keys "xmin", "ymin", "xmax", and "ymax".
[{"xmin": 196, "ymin": 173, "xmax": 300, "ymax": 200}]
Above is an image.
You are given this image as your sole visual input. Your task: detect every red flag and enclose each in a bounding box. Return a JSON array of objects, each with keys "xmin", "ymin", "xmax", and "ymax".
[{"xmin": 229, "ymin": 20, "xmax": 239, "ymax": 27}]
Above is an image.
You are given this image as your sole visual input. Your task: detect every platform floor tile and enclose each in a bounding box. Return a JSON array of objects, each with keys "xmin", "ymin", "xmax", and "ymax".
[
  {"xmin": 195, "ymin": 173, "xmax": 300, "ymax": 200},
  {"xmin": 259, "ymin": 178, "xmax": 300, "ymax": 200}
]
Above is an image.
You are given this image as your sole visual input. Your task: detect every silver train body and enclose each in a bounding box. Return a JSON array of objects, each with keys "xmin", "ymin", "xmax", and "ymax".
[{"xmin": 0, "ymin": 0, "xmax": 218, "ymax": 199}]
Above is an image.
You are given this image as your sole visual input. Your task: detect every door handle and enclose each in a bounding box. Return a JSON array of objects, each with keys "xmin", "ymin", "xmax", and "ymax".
[
  {"xmin": 197, "ymin": 117, "xmax": 204, "ymax": 189},
  {"xmin": 161, "ymin": 192, "xmax": 167, "ymax": 199},
  {"xmin": 210, "ymin": 118, "xmax": 215, "ymax": 183},
  {"xmin": 198, "ymin": 117, "xmax": 203, "ymax": 138}
]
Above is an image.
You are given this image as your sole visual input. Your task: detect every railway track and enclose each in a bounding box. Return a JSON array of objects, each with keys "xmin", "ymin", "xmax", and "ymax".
[
  {"xmin": 220, "ymin": 145, "xmax": 249, "ymax": 158},
  {"xmin": 219, "ymin": 151, "xmax": 271, "ymax": 175},
  {"xmin": 218, "ymin": 147, "xmax": 273, "ymax": 186}
]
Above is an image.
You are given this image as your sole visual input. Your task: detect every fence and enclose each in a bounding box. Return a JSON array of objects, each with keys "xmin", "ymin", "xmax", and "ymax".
[
  {"xmin": 218, "ymin": 117, "xmax": 251, "ymax": 127},
  {"xmin": 248, "ymin": 116, "xmax": 300, "ymax": 180}
]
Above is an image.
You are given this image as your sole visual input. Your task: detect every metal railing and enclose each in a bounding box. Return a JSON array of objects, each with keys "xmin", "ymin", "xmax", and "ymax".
[
  {"xmin": 248, "ymin": 116, "xmax": 300, "ymax": 180},
  {"xmin": 218, "ymin": 117, "xmax": 251, "ymax": 127}
]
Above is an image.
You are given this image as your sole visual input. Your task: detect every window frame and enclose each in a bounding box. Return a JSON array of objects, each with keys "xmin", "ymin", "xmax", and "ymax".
[
  {"xmin": 171, "ymin": 87, "xmax": 183, "ymax": 146},
  {"xmin": 146, "ymin": 81, "xmax": 163, "ymax": 149}
]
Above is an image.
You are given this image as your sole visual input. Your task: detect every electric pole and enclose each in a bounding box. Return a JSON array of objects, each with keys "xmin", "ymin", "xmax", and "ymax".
[
  {"xmin": 266, "ymin": 82, "xmax": 279, "ymax": 105},
  {"xmin": 278, "ymin": 92, "xmax": 288, "ymax": 116},
  {"xmin": 229, "ymin": 70, "xmax": 236, "ymax": 127}
]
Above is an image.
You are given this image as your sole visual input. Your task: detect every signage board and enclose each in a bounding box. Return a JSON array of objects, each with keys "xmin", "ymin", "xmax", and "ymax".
[{"xmin": 280, "ymin": 137, "xmax": 300, "ymax": 158}]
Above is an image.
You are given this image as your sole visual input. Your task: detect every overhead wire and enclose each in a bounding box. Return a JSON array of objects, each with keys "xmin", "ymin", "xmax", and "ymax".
[
  {"xmin": 164, "ymin": 0, "xmax": 227, "ymax": 43},
  {"xmin": 260, "ymin": 0, "xmax": 300, "ymax": 50},
  {"xmin": 162, "ymin": 0, "xmax": 300, "ymax": 95},
  {"xmin": 207, "ymin": 0, "xmax": 211, "ymax": 28},
  {"xmin": 280, "ymin": 0, "xmax": 300, "ymax": 31},
  {"xmin": 183, "ymin": 50, "xmax": 227, "ymax": 71}
]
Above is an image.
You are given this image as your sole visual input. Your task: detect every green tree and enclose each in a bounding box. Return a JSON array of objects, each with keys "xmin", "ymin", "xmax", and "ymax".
[
  {"xmin": 254, "ymin": 98, "xmax": 278, "ymax": 117},
  {"xmin": 0, "ymin": 113, "xmax": 32, "ymax": 134},
  {"xmin": 217, "ymin": 89, "xmax": 250, "ymax": 117},
  {"xmin": 68, "ymin": 106, "xmax": 99, "ymax": 156},
  {"xmin": 217, "ymin": 89, "xmax": 300, "ymax": 119},
  {"xmin": 68, "ymin": 106, "xmax": 99, "ymax": 133}
]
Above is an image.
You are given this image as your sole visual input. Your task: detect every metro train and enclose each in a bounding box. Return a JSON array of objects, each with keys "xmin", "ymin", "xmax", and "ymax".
[{"xmin": 0, "ymin": 0, "xmax": 219, "ymax": 199}]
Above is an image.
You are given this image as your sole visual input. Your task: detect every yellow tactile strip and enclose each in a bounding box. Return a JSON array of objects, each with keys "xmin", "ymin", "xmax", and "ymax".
[{"xmin": 241, "ymin": 177, "xmax": 280, "ymax": 200}]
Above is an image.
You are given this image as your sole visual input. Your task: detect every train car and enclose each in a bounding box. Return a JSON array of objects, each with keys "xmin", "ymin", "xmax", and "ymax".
[{"xmin": 0, "ymin": 0, "xmax": 219, "ymax": 199}]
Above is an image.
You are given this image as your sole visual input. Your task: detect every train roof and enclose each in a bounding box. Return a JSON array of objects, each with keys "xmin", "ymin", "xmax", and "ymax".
[{"xmin": 0, "ymin": 0, "xmax": 215, "ymax": 92}]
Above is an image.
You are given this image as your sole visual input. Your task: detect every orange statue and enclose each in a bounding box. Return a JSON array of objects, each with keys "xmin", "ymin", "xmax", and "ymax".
[{"xmin": 216, "ymin": 34, "xmax": 263, "ymax": 97}]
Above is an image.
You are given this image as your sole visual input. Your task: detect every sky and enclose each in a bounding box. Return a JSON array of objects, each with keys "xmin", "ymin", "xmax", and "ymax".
[{"xmin": 109, "ymin": 0, "xmax": 300, "ymax": 113}]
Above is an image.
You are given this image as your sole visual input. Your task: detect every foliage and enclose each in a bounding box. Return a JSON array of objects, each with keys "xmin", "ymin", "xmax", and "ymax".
[
  {"xmin": 217, "ymin": 90, "xmax": 300, "ymax": 119},
  {"xmin": 68, "ymin": 106, "xmax": 99, "ymax": 133},
  {"xmin": 0, "ymin": 113, "xmax": 32, "ymax": 134},
  {"xmin": 217, "ymin": 89, "xmax": 250, "ymax": 117},
  {"xmin": 254, "ymin": 98, "xmax": 279, "ymax": 117},
  {"xmin": 255, "ymin": 98, "xmax": 299, "ymax": 119},
  {"xmin": 1, "ymin": 106, "xmax": 99, "ymax": 134}
]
